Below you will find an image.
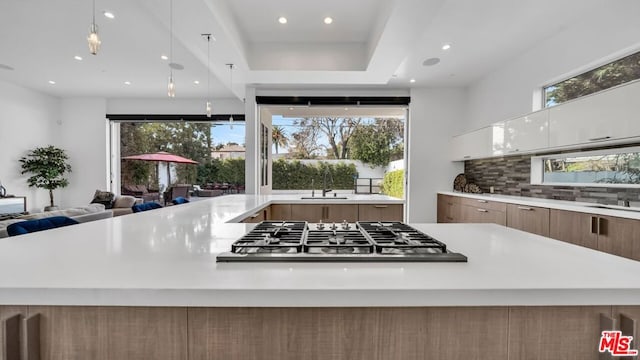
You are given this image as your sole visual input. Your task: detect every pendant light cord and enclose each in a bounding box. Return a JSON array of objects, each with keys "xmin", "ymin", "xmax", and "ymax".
[
  {"xmin": 92, "ymin": 0, "xmax": 96, "ymax": 24},
  {"xmin": 207, "ymin": 35, "xmax": 211, "ymax": 101},
  {"xmin": 169, "ymin": 0, "xmax": 173, "ymax": 63}
]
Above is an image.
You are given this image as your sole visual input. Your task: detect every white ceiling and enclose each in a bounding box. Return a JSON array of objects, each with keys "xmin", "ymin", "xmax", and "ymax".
[{"xmin": 0, "ymin": 0, "xmax": 626, "ymax": 99}]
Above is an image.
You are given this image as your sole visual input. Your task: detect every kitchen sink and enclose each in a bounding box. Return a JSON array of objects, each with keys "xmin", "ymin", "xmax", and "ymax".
[
  {"xmin": 300, "ymin": 196, "xmax": 349, "ymax": 200},
  {"xmin": 582, "ymin": 204, "xmax": 640, "ymax": 213}
]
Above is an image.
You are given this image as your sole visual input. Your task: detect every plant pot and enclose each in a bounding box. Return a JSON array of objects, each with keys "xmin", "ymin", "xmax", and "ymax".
[{"xmin": 44, "ymin": 206, "xmax": 59, "ymax": 212}]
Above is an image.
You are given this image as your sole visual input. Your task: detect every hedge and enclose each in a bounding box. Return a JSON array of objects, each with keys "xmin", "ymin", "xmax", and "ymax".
[
  {"xmin": 381, "ymin": 169, "xmax": 404, "ymax": 198},
  {"xmin": 272, "ymin": 159, "xmax": 357, "ymax": 190},
  {"xmin": 196, "ymin": 158, "xmax": 358, "ymax": 190}
]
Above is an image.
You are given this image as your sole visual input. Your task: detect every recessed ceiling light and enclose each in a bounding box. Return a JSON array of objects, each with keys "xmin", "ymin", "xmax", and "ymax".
[
  {"xmin": 422, "ymin": 57, "xmax": 441, "ymax": 66},
  {"xmin": 289, "ymin": 107, "xmax": 294, "ymax": 110},
  {"xmin": 278, "ymin": 16, "xmax": 287, "ymax": 24},
  {"xmin": 193, "ymin": 80, "xmax": 200, "ymax": 85},
  {"xmin": 324, "ymin": 17, "xmax": 333, "ymax": 25},
  {"xmin": 124, "ymin": 81, "xmax": 131, "ymax": 85},
  {"xmin": 103, "ymin": 11, "xmax": 115, "ymax": 19},
  {"xmin": 74, "ymin": 55, "xmax": 83, "ymax": 61},
  {"xmin": 442, "ymin": 43, "xmax": 451, "ymax": 50},
  {"xmin": 48, "ymin": 80, "xmax": 56, "ymax": 85},
  {"xmin": 344, "ymin": 107, "xmax": 349, "ymax": 111},
  {"xmin": 161, "ymin": 55, "xmax": 169, "ymax": 60},
  {"xmin": 409, "ymin": 79, "xmax": 416, "ymax": 83}
]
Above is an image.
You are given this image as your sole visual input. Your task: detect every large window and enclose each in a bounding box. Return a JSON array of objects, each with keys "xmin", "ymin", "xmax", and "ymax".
[
  {"xmin": 260, "ymin": 106, "xmax": 407, "ymax": 198},
  {"xmin": 116, "ymin": 119, "xmax": 245, "ymax": 193},
  {"xmin": 544, "ymin": 50, "xmax": 640, "ymax": 108},
  {"xmin": 531, "ymin": 146, "xmax": 640, "ymax": 187}
]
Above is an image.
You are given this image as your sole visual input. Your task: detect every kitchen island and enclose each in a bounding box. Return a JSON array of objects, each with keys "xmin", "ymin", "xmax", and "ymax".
[{"xmin": 0, "ymin": 194, "xmax": 638, "ymax": 360}]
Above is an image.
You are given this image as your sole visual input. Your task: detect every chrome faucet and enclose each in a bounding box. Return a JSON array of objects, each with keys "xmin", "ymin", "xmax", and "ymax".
[
  {"xmin": 322, "ymin": 167, "xmax": 333, "ymax": 197},
  {"xmin": 311, "ymin": 179, "xmax": 315, "ymax": 197}
]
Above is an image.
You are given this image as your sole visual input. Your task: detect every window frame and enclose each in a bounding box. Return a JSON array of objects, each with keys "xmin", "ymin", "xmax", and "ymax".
[{"xmin": 531, "ymin": 146, "xmax": 640, "ymax": 188}]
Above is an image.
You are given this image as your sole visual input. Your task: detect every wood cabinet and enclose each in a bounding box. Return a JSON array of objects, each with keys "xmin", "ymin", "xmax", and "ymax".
[
  {"xmin": 30, "ymin": 306, "xmax": 188, "ymax": 360},
  {"xmin": 596, "ymin": 215, "xmax": 640, "ymax": 260},
  {"xmin": 188, "ymin": 307, "xmax": 508, "ymax": 360},
  {"xmin": 612, "ymin": 305, "xmax": 640, "ymax": 358},
  {"xmin": 290, "ymin": 204, "xmax": 358, "ymax": 222},
  {"xmin": 2, "ymin": 305, "xmax": 637, "ymax": 359},
  {"xmin": 441, "ymin": 194, "xmax": 639, "ymax": 261},
  {"xmin": 460, "ymin": 197, "xmax": 506, "ymax": 225},
  {"xmin": 357, "ymin": 204, "xmax": 403, "ymax": 222},
  {"xmin": 241, "ymin": 207, "xmax": 270, "ymax": 223},
  {"xmin": 506, "ymin": 204, "xmax": 550, "ymax": 237},
  {"xmin": 549, "ymin": 209, "xmax": 639, "ymax": 259},
  {"xmin": 0, "ymin": 306, "xmax": 27, "ymax": 360},
  {"xmin": 437, "ymin": 194, "xmax": 461, "ymax": 223},
  {"xmin": 508, "ymin": 306, "xmax": 611, "ymax": 360},
  {"xmin": 271, "ymin": 203, "xmax": 401, "ymax": 222},
  {"xmin": 270, "ymin": 204, "xmax": 291, "ymax": 220}
]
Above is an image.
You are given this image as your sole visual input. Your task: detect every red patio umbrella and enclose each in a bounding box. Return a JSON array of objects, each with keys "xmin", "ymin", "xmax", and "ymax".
[{"xmin": 122, "ymin": 151, "xmax": 198, "ymax": 186}]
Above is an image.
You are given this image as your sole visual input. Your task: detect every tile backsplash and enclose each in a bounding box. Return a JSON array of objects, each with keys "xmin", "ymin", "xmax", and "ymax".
[{"xmin": 463, "ymin": 154, "xmax": 640, "ymax": 205}]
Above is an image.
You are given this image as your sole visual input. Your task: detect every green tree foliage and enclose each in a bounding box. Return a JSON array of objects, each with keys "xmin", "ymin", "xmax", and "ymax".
[
  {"xmin": 291, "ymin": 117, "xmax": 360, "ymax": 159},
  {"xmin": 381, "ymin": 170, "xmax": 404, "ymax": 199},
  {"xmin": 216, "ymin": 159, "xmax": 245, "ymax": 185},
  {"xmin": 546, "ymin": 51, "xmax": 640, "ymax": 106},
  {"xmin": 19, "ymin": 146, "xmax": 72, "ymax": 207},
  {"xmin": 272, "ymin": 125, "xmax": 288, "ymax": 154},
  {"xmin": 120, "ymin": 122, "xmax": 212, "ymax": 186},
  {"xmin": 350, "ymin": 118, "xmax": 405, "ymax": 167},
  {"xmin": 272, "ymin": 159, "xmax": 357, "ymax": 190}
]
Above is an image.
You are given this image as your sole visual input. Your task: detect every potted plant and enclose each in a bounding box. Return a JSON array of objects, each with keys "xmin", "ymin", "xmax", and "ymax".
[{"xmin": 19, "ymin": 146, "xmax": 72, "ymax": 211}]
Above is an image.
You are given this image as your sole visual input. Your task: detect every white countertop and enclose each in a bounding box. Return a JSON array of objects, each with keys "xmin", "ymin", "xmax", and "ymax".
[
  {"xmin": 1, "ymin": 194, "xmax": 639, "ymax": 307},
  {"xmin": 439, "ymin": 191, "xmax": 640, "ymax": 220}
]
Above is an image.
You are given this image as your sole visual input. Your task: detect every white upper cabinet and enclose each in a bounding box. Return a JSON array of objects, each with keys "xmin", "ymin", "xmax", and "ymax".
[
  {"xmin": 450, "ymin": 126, "xmax": 494, "ymax": 161},
  {"xmin": 549, "ymin": 80, "xmax": 640, "ymax": 147},
  {"xmin": 503, "ymin": 109, "xmax": 550, "ymax": 154}
]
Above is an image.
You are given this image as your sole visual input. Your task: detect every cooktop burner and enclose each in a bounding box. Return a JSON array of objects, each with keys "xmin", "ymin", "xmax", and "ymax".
[{"xmin": 217, "ymin": 221, "xmax": 467, "ymax": 262}]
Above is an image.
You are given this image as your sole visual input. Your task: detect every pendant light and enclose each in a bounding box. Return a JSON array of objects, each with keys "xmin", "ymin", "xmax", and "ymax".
[
  {"xmin": 227, "ymin": 64, "xmax": 234, "ymax": 128},
  {"xmin": 87, "ymin": 0, "xmax": 101, "ymax": 55},
  {"xmin": 203, "ymin": 34, "xmax": 212, "ymax": 117},
  {"xmin": 167, "ymin": 0, "xmax": 176, "ymax": 97}
]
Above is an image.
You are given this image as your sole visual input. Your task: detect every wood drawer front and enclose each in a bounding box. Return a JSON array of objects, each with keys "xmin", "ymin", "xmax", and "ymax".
[
  {"xmin": 358, "ymin": 204, "xmax": 403, "ymax": 222},
  {"xmin": 439, "ymin": 194, "xmax": 461, "ymax": 205},
  {"xmin": 270, "ymin": 204, "xmax": 292, "ymax": 220},
  {"xmin": 506, "ymin": 204, "xmax": 550, "ymax": 237},
  {"xmin": 462, "ymin": 205, "xmax": 506, "ymax": 226},
  {"xmin": 460, "ymin": 197, "xmax": 506, "ymax": 212}
]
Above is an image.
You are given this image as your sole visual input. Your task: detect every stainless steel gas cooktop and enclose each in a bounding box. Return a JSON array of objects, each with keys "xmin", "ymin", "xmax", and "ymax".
[{"xmin": 216, "ymin": 221, "xmax": 467, "ymax": 262}]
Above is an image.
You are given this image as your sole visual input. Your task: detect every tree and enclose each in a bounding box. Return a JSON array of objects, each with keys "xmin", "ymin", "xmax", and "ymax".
[
  {"xmin": 546, "ymin": 51, "xmax": 640, "ymax": 106},
  {"xmin": 310, "ymin": 117, "xmax": 361, "ymax": 159},
  {"xmin": 19, "ymin": 146, "xmax": 72, "ymax": 208},
  {"xmin": 350, "ymin": 118, "xmax": 405, "ymax": 167},
  {"xmin": 272, "ymin": 125, "xmax": 288, "ymax": 154},
  {"xmin": 290, "ymin": 118, "xmax": 322, "ymax": 158}
]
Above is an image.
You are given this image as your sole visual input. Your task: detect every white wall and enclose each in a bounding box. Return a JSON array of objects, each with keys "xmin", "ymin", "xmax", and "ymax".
[
  {"xmin": 465, "ymin": 3, "xmax": 640, "ymax": 132},
  {"xmin": 0, "ymin": 80, "xmax": 60, "ymax": 212},
  {"xmin": 107, "ymin": 98, "xmax": 245, "ymax": 114},
  {"xmin": 408, "ymin": 88, "xmax": 465, "ymax": 223},
  {"xmin": 56, "ymin": 98, "xmax": 109, "ymax": 208}
]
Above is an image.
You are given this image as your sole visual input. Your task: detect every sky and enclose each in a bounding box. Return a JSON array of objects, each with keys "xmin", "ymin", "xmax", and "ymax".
[{"xmin": 211, "ymin": 115, "xmax": 300, "ymax": 151}]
